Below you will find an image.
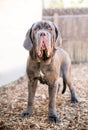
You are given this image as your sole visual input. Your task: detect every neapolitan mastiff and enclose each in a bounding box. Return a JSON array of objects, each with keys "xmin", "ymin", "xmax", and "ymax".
[{"xmin": 21, "ymin": 21, "xmax": 78, "ymax": 123}]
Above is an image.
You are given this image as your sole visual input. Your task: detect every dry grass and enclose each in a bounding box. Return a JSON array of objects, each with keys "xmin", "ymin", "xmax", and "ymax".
[{"xmin": 0, "ymin": 64, "xmax": 88, "ymax": 130}]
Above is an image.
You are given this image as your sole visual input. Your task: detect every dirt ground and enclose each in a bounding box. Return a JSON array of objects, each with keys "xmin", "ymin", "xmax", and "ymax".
[{"xmin": 0, "ymin": 63, "xmax": 88, "ymax": 130}]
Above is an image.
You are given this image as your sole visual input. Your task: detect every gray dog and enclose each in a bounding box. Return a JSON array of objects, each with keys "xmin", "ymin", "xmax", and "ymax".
[{"xmin": 21, "ymin": 21, "xmax": 78, "ymax": 123}]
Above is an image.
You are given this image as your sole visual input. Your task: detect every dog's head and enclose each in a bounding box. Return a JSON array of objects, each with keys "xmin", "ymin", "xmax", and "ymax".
[{"xmin": 23, "ymin": 21, "xmax": 62, "ymax": 61}]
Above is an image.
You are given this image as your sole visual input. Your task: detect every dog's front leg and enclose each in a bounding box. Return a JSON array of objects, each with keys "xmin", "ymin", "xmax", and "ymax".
[
  {"xmin": 21, "ymin": 79, "xmax": 38, "ymax": 118},
  {"xmin": 48, "ymin": 80, "xmax": 59, "ymax": 123}
]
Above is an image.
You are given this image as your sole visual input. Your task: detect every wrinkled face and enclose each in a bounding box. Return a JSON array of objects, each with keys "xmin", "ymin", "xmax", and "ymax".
[
  {"xmin": 23, "ymin": 21, "xmax": 62, "ymax": 61},
  {"xmin": 31, "ymin": 21, "xmax": 58, "ymax": 61}
]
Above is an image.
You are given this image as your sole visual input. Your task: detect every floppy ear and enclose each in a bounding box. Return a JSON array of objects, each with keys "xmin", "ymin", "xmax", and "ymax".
[
  {"xmin": 23, "ymin": 28, "xmax": 33, "ymax": 51},
  {"xmin": 54, "ymin": 24, "xmax": 62, "ymax": 49}
]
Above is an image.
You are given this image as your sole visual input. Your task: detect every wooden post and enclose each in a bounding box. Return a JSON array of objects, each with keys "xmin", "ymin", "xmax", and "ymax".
[{"xmin": 54, "ymin": 13, "xmax": 58, "ymax": 26}]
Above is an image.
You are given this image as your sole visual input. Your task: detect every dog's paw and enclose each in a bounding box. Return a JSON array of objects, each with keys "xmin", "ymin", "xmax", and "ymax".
[
  {"xmin": 71, "ymin": 97, "xmax": 78, "ymax": 103},
  {"xmin": 20, "ymin": 109, "xmax": 32, "ymax": 118},
  {"xmin": 48, "ymin": 109, "xmax": 60, "ymax": 123},
  {"xmin": 48, "ymin": 115, "xmax": 59, "ymax": 123}
]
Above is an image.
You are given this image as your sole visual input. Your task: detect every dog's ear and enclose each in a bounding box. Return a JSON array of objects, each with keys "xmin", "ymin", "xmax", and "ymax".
[
  {"xmin": 54, "ymin": 24, "xmax": 62, "ymax": 49},
  {"xmin": 23, "ymin": 27, "xmax": 33, "ymax": 51}
]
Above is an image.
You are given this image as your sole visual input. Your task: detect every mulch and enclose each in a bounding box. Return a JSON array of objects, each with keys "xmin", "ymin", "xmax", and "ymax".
[{"xmin": 0, "ymin": 64, "xmax": 88, "ymax": 130}]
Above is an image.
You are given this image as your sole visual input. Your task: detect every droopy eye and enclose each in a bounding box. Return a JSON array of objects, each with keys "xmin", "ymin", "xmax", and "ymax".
[
  {"xmin": 34, "ymin": 26, "xmax": 41, "ymax": 31},
  {"xmin": 47, "ymin": 25, "xmax": 52, "ymax": 31}
]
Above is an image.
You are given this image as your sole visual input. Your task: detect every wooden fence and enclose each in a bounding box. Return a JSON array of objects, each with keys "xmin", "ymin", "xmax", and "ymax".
[{"xmin": 43, "ymin": 14, "xmax": 88, "ymax": 63}]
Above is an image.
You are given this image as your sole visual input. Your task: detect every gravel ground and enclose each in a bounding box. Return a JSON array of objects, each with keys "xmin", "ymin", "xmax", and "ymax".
[{"xmin": 0, "ymin": 63, "xmax": 88, "ymax": 130}]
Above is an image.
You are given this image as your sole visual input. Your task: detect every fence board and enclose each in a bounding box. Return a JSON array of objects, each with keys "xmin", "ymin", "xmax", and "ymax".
[
  {"xmin": 62, "ymin": 41, "xmax": 88, "ymax": 63},
  {"xmin": 43, "ymin": 14, "xmax": 88, "ymax": 63}
]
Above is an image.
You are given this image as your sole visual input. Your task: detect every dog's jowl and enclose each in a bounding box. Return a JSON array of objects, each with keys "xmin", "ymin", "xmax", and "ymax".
[{"xmin": 21, "ymin": 21, "xmax": 78, "ymax": 123}]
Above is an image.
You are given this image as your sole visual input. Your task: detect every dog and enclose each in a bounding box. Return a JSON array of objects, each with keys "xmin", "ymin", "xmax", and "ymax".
[{"xmin": 21, "ymin": 21, "xmax": 78, "ymax": 123}]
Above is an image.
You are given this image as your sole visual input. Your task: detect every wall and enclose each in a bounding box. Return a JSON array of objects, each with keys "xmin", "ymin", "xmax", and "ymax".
[{"xmin": 0, "ymin": 0, "xmax": 42, "ymax": 86}]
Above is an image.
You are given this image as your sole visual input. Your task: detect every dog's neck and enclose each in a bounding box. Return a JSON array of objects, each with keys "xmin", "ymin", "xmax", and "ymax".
[{"xmin": 29, "ymin": 47, "xmax": 56, "ymax": 64}]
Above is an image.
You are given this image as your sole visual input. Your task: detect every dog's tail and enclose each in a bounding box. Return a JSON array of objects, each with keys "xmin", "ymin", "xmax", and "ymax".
[{"xmin": 62, "ymin": 79, "xmax": 66, "ymax": 94}]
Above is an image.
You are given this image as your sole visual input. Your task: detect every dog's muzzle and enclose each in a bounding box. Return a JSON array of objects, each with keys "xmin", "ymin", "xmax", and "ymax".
[{"xmin": 36, "ymin": 30, "xmax": 52, "ymax": 61}]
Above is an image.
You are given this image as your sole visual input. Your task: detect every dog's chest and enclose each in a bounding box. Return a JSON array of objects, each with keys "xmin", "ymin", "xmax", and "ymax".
[
  {"xmin": 41, "ymin": 64, "xmax": 53, "ymax": 73},
  {"xmin": 40, "ymin": 61, "xmax": 59, "ymax": 81}
]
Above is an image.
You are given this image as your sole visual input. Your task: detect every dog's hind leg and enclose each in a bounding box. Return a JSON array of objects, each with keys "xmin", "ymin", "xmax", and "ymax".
[{"xmin": 64, "ymin": 70, "xmax": 78, "ymax": 103}]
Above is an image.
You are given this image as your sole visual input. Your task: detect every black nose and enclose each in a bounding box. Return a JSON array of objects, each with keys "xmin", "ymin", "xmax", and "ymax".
[{"xmin": 40, "ymin": 32, "xmax": 46, "ymax": 36}]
